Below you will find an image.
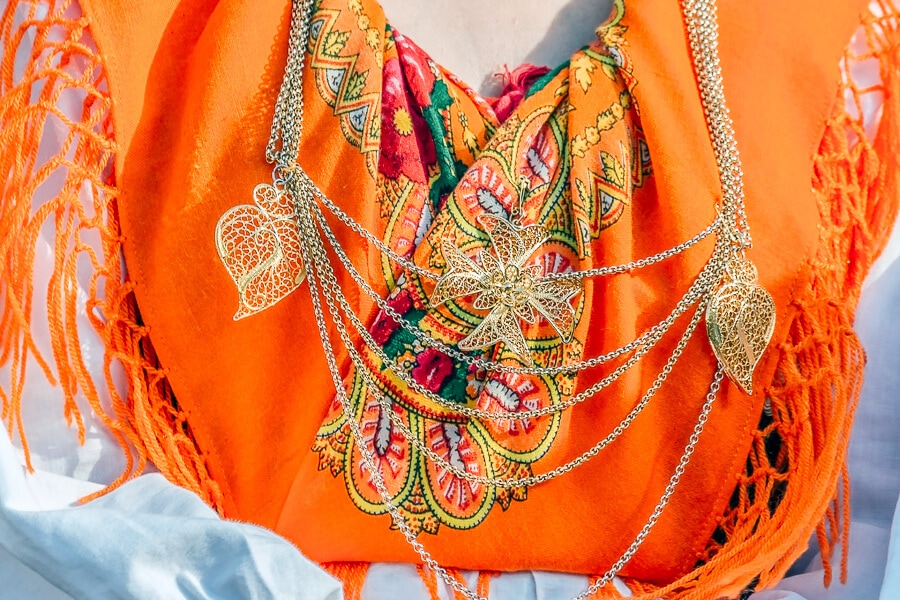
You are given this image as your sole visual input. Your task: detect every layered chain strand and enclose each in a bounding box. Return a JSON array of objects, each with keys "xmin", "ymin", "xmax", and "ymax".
[
  {"xmin": 295, "ymin": 168, "xmax": 722, "ymax": 283},
  {"xmin": 258, "ymin": 0, "xmax": 766, "ymax": 595},
  {"xmin": 682, "ymin": 0, "xmax": 748, "ymax": 248},
  {"xmin": 266, "ymin": 0, "xmax": 313, "ymax": 165},
  {"xmin": 297, "ymin": 183, "xmax": 726, "ymax": 600},
  {"xmin": 308, "ymin": 194, "xmax": 723, "ymax": 379},
  {"xmin": 297, "ymin": 181, "xmax": 711, "ymax": 485}
]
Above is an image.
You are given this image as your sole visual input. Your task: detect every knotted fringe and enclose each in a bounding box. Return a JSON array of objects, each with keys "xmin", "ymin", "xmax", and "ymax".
[
  {"xmin": 321, "ymin": 562, "xmax": 369, "ymax": 600},
  {"xmin": 415, "ymin": 3, "xmax": 900, "ymax": 598},
  {"xmin": 625, "ymin": 3, "xmax": 900, "ymax": 597},
  {"xmin": 403, "ymin": 566, "xmax": 621, "ymax": 599},
  {"xmin": 1, "ymin": 1, "xmax": 898, "ymax": 599},
  {"xmin": 0, "ymin": 0, "xmax": 222, "ymax": 510}
]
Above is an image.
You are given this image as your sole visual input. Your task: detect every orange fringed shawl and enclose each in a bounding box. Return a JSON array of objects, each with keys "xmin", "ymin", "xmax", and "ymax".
[{"xmin": 1, "ymin": 0, "xmax": 899, "ymax": 598}]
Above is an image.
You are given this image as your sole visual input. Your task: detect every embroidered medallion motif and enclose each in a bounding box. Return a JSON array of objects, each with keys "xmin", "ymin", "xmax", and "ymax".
[
  {"xmin": 214, "ymin": 0, "xmax": 652, "ymax": 535},
  {"xmin": 309, "ymin": 0, "xmax": 651, "ymax": 536}
]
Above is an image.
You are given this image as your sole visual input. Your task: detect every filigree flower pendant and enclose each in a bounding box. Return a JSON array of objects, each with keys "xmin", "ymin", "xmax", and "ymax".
[
  {"xmin": 705, "ymin": 258, "xmax": 776, "ymax": 395},
  {"xmin": 430, "ymin": 215, "xmax": 582, "ymax": 366},
  {"xmin": 215, "ymin": 183, "xmax": 306, "ymax": 320}
]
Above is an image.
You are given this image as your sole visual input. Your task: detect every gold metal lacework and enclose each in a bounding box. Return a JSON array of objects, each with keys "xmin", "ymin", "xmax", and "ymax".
[
  {"xmin": 706, "ymin": 258, "xmax": 776, "ymax": 394},
  {"xmin": 214, "ymin": 183, "xmax": 306, "ymax": 319},
  {"xmin": 430, "ymin": 215, "xmax": 582, "ymax": 365}
]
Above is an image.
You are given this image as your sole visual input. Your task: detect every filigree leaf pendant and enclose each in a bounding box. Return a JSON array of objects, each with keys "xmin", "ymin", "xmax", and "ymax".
[
  {"xmin": 705, "ymin": 258, "xmax": 776, "ymax": 395},
  {"xmin": 215, "ymin": 183, "xmax": 306, "ymax": 320}
]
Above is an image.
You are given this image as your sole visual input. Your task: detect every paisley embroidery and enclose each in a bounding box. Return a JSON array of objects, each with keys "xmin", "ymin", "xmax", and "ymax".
[
  {"xmin": 308, "ymin": 4, "xmax": 383, "ymax": 177},
  {"xmin": 309, "ymin": 1, "xmax": 652, "ymax": 535},
  {"xmin": 567, "ymin": 1, "xmax": 651, "ymax": 255}
]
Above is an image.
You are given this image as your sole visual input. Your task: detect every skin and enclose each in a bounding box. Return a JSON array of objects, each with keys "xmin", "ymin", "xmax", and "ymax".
[{"xmin": 377, "ymin": 0, "xmax": 615, "ymax": 95}]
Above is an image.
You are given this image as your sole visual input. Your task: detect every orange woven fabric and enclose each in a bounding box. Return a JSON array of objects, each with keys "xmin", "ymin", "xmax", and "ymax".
[
  {"xmin": 0, "ymin": 0, "xmax": 222, "ymax": 509},
  {"xmin": 1, "ymin": 0, "xmax": 898, "ymax": 598}
]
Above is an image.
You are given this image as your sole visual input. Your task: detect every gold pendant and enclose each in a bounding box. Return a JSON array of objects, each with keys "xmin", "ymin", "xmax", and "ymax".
[
  {"xmin": 705, "ymin": 257, "xmax": 776, "ymax": 395},
  {"xmin": 215, "ymin": 183, "xmax": 306, "ymax": 320},
  {"xmin": 430, "ymin": 215, "xmax": 582, "ymax": 365}
]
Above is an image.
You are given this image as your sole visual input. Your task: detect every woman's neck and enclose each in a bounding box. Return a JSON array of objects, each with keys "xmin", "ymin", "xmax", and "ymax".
[{"xmin": 378, "ymin": 0, "xmax": 614, "ymax": 96}]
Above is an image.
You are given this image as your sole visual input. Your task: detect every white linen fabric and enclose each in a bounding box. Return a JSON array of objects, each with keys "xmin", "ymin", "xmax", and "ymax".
[
  {"xmin": 1, "ymin": 1, "xmax": 899, "ymax": 598},
  {"xmin": 0, "ymin": 436, "xmax": 344, "ymax": 600}
]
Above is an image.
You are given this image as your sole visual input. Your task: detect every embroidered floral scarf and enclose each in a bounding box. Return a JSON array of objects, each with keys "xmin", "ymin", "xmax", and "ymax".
[{"xmin": 300, "ymin": 15, "xmax": 650, "ymax": 536}]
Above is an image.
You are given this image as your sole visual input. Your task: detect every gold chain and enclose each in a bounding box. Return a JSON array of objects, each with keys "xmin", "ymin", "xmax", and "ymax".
[
  {"xmin": 307, "ymin": 194, "xmax": 720, "ymax": 383},
  {"xmin": 213, "ymin": 0, "xmax": 779, "ymax": 595},
  {"xmin": 294, "ymin": 181, "xmax": 725, "ymax": 599}
]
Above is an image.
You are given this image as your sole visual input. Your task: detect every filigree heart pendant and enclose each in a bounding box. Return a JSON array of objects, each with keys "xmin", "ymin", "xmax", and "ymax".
[
  {"xmin": 215, "ymin": 183, "xmax": 306, "ymax": 320},
  {"xmin": 705, "ymin": 258, "xmax": 776, "ymax": 395}
]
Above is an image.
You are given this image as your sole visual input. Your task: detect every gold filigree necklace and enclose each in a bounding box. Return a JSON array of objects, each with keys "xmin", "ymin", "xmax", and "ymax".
[{"xmin": 214, "ymin": 0, "xmax": 776, "ymax": 595}]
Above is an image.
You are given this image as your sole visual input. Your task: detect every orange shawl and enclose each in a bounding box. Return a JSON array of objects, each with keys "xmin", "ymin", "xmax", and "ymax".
[{"xmin": 2, "ymin": 0, "xmax": 899, "ymax": 597}]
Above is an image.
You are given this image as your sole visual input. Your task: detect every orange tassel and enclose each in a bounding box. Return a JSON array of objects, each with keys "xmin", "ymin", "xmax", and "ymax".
[
  {"xmin": 321, "ymin": 562, "xmax": 369, "ymax": 600},
  {"xmin": 0, "ymin": 0, "xmax": 222, "ymax": 510},
  {"xmin": 417, "ymin": 564, "xmax": 444, "ymax": 600}
]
